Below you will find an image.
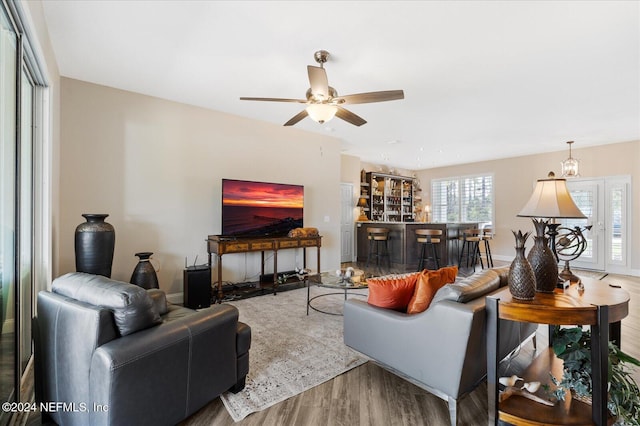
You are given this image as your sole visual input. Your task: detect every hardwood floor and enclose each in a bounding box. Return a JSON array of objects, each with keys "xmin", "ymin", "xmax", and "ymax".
[
  {"xmin": 179, "ymin": 269, "xmax": 640, "ymax": 426},
  {"xmin": 181, "ymin": 361, "xmax": 485, "ymax": 426}
]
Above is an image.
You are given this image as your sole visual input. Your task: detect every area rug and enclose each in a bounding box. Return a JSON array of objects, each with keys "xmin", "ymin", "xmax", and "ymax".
[{"xmin": 219, "ymin": 285, "xmax": 368, "ymax": 422}]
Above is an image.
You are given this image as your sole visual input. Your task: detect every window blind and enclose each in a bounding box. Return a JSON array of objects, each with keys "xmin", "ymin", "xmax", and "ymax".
[{"xmin": 431, "ymin": 174, "xmax": 494, "ymax": 224}]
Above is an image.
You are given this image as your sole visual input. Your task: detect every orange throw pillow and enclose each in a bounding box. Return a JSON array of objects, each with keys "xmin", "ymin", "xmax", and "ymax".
[
  {"xmin": 406, "ymin": 270, "xmax": 446, "ymax": 314},
  {"xmin": 367, "ymin": 273, "xmax": 419, "ymax": 311},
  {"xmin": 438, "ymin": 265, "xmax": 458, "ymax": 284}
]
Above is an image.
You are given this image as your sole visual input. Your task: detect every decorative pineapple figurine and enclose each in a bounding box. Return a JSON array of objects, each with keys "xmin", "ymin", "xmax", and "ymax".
[
  {"xmin": 527, "ymin": 218, "xmax": 559, "ymax": 293},
  {"xmin": 508, "ymin": 230, "xmax": 536, "ymax": 300}
]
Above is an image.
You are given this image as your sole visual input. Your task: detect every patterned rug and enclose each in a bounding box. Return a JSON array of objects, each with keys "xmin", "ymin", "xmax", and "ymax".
[{"xmin": 220, "ymin": 285, "xmax": 368, "ymax": 422}]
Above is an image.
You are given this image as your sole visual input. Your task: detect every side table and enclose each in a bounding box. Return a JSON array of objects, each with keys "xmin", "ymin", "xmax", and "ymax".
[
  {"xmin": 486, "ymin": 277, "xmax": 629, "ymax": 426},
  {"xmin": 306, "ymin": 273, "xmax": 368, "ymax": 316}
]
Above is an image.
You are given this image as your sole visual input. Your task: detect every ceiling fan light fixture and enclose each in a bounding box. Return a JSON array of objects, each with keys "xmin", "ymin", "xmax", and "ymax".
[{"xmin": 306, "ymin": 104, "xmax": 337, "ymax": 124}]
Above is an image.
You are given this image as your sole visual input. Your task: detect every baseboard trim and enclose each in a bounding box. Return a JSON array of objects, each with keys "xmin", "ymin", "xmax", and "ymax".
[{"xmin": 629, "ymin": 269, "xmax": 640, "ymax": 277}]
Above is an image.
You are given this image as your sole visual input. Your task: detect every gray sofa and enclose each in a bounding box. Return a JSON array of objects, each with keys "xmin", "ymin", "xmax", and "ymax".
[
  {"xmin": 344, "ymin": 266, "xmax": 536, "ymax": 426},
  {"xmin": 33, "ymin": 272, "xmax": 251, "ymax": 426}
]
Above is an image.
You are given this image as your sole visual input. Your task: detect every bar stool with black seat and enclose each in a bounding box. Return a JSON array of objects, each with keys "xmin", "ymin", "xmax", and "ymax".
[
  {"xmin": 480, "ymin": 227, "xmax": 494, "ymax": 268},
  {"xmin": 415, "ymin": 229, "xmax": 442, "ymax": 271},
  {"xmin": 448, "ymin": 227, "xmax": 462, "ymax": 266},
  {"xmin": 366, "ymin": 227, "xmax": 391, "ymax": 269},
  {"xmin": 458, "ymin": 229, "xmax": 484, "ymax": 272}
]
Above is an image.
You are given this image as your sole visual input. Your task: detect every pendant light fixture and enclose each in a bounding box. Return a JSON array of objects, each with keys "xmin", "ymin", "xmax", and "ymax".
[{"xmin": 560, "ymin": 141, "xmax": 580, "ymax": 178}]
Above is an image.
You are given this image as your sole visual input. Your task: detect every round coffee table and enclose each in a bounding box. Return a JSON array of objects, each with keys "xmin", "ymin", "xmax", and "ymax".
[{"xmin": 306, "ymin": 272, "xmax": 368, "ymax": 315}]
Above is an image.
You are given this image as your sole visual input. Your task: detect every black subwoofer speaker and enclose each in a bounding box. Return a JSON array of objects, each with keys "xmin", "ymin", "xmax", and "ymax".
[{"xmin": 183, "ymin": 265, "xmax": 211, "ymax": 309}]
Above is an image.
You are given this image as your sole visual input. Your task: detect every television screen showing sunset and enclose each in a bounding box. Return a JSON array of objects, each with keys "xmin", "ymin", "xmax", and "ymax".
[{"xmin": 222, "ymin": 179, "xmax": 303, "ymax": 237}]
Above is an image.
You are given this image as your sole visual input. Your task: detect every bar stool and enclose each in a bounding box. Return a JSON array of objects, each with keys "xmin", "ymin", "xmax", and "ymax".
[
  {"xmin": 458, "ymin": 229, "xmax": 484, "ymax": 272},
  {"xmin": 481, "ymin": 227, "xmax": 494, "ymax": 268},
  {"xmin": 366, "ymin": 227, "xmax": 391, "ymax": 269},
  {"xmin": 448, "ymin": 227, "xmax": 462, "ymax": 265},
  {"xmin": 415, "ymin": 229, "xmax": 442, "ymax": 271}
]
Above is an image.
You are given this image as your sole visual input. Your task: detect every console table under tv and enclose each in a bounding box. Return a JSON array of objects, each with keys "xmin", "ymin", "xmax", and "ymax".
[{"xmin": 207, "ymin": 235, "xmax": 322, "ymax": 302}]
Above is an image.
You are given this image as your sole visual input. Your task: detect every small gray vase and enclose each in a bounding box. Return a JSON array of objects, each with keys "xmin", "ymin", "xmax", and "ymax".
[{"xmin": 130, "ymin": 252, "xmax": 159, "ymax": 289}]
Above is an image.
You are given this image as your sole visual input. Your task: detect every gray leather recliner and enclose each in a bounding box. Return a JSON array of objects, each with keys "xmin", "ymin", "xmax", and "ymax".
[{"xmin": 33, "ymin": 272, "xmax": 251, "ymax": 426}]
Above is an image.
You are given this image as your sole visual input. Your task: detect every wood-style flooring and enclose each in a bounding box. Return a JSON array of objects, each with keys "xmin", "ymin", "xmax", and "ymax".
[{"xmin": 179, "ymin": 266, "xmax": 640, "ymax": 426}]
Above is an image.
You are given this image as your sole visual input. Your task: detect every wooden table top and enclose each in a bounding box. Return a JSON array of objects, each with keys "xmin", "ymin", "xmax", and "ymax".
[{"xmin": 490, "ymin": 277, "xmax": 630, "ymax": 325}]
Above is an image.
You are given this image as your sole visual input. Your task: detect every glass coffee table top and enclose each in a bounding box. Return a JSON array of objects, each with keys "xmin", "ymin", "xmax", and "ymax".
[
  {"xmin": 307, "ymin": 272, "xmax": 368, "ymax": 289},
  {"xmin": 306, "ymin": 272, "xmax": 368, "ymax": 316}
]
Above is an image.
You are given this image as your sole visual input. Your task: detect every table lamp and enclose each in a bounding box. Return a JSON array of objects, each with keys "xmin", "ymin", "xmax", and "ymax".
[
  {"xmin": 517, "ymin": 172, "xmax": 586, "ymax": 291},
  {"xmin": 356, "ymin": 196, "xmax": 369, "ymax": 221}
]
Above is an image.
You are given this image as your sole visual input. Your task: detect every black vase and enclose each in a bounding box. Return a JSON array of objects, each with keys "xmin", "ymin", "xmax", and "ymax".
[
  {"xmin": 75, "ymin": 214, "xmax": 115, "ymax": 277},
  {"xmin": 130, "ymin": 252, "xmax": 159, "ymax": 289}
]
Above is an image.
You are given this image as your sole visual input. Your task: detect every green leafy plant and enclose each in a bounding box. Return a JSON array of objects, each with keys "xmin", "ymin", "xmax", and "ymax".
[{"xmin": 550, "ymin": 326, "xmax": 640, "ymax": 425}]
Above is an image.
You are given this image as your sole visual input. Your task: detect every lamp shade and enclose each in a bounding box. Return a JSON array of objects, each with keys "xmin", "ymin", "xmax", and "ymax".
[
  {"xmin": 306, "ymin": 104, "xmax": 337, "ymax": 123},
  {"xmin": 356, "ymin": 196, "xmax": 369, "ymax": 208},
  {"xmin": 518, "ymin": 173, "xmax": 586, "ymax": 219}
]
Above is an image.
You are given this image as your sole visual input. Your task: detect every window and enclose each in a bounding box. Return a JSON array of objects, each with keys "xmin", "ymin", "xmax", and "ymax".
[{"xmin": 431, "ymin": 174, "xmax": 494, "ymax": 225}]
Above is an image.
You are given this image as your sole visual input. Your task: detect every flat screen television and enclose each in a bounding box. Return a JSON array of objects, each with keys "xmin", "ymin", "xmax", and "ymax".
[{"xmin": 221, "ymin": 179, "xmax": 304, "ymax": 238}]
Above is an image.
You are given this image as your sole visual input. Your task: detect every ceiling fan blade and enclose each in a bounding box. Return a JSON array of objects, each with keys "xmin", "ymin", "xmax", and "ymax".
[
  {"xmin": 284, "ymin": 110, "xmax": 309, "ymax": 126},
  {"xmin": 335, "ymin": 90, "xmax": 404, "ymax": 105},
  {"xmin": 240, "ymin": 97, "xmax": 307, "ymax": 103},
  {"xmin": 307, "ymin": 66, "xmax": 329, "ymax": 99},
  {"xmin": 336, "ymin": 107, "xmax": 367, "ymax": 127}
]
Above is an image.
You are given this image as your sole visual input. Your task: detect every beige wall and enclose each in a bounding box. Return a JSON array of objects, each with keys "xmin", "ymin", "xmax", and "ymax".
[
  {"xmin": 340, "ymin": 154, "xmax": 362, "ymax": 222},
  {"xmin": 340, "ymin": 154, "xmax": 361, "ymax": 187},
  {"xmin": 416, "ymin": 140, "xmax": 640, "ymax": 273},
  {"xmin": 59, "ymin": 78, "xmax": 342, "ymax": 295}
]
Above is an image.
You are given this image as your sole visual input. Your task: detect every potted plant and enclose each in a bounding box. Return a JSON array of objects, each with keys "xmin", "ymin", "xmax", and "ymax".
[{"xmin": 550, "ymin": 326, "xmax": 640, "ymax": 425}]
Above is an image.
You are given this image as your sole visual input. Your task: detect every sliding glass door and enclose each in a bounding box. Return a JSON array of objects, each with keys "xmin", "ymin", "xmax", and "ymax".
[
  {"xmin": 0, "ymin": 3, "xmax": 18, "ymax": 421},
  {"xmin": 19, "ymin": 68, "xmax": 33, "ymax": 374},
  {"xmin": 0, "ymin": 2, "xmax": 47, "ymax": 423}
]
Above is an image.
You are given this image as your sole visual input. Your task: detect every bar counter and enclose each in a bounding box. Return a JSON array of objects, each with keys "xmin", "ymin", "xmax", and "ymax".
[{"xmin": 355, "ymin": 221, "xmax": 479, "ymax": 268}]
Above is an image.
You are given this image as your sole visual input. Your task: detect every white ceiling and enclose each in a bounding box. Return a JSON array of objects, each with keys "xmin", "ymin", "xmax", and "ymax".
[{"xmin": 40, "ymin": 0, "xmax": 640, "ymax": 170}]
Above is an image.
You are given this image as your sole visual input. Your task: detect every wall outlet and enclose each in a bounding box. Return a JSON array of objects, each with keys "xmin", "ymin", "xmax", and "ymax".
[{"xmin": 324, "ymin": 215, "xmax": 330, "ymax": 222}]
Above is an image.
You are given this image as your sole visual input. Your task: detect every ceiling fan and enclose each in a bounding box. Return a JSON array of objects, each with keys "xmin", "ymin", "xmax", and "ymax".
[{"xmin": 240, "ymin": 50, "xmax": 404, "ymax": 127}]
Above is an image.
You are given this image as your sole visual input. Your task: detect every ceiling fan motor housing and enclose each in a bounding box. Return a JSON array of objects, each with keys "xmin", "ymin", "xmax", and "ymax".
[
  {"xmin": 306, "ymin": 87, "xmax": 338, "ymax": 103},
  {"xmin": 314, "ymin": 50, "xmax": 330, "ymax": 66}
]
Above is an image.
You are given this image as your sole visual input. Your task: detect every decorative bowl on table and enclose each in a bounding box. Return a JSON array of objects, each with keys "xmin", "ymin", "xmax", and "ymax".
[{"xmin": 335, "ymin": 267, "xmax": 365, "ymax": 285}]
